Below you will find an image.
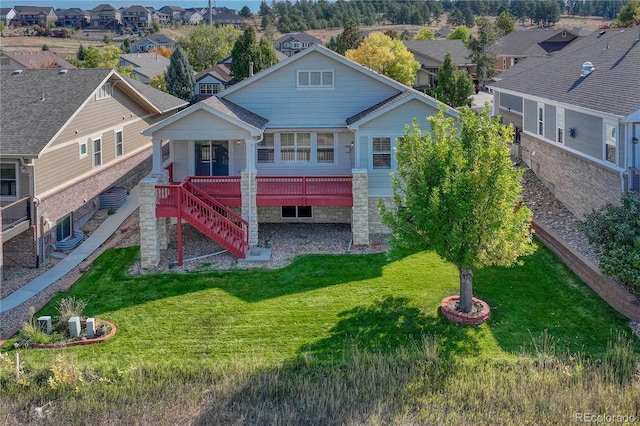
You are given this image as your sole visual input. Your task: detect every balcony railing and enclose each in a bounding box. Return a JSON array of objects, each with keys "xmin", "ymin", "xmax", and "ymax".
[
  {"xmin": 1, "ymin": 197, "xmax": 30, "ymax": 232},
  {"xmin": 631, "ymin": 167, "xmax": 640, "ymax": 193}
]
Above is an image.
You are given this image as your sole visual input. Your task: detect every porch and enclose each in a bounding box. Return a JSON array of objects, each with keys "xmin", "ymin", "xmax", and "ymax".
[{"xmin": 0, "ymin": 197, "xmax": 31, "ymax": 241}]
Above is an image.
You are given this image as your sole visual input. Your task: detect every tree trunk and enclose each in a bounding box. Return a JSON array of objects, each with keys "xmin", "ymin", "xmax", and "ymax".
[{"xmin": 458, "ymin": 267, "xmax": 474, "ymax": 313}]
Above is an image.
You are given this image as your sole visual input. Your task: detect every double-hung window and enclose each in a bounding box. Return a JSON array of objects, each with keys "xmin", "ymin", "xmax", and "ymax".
[
  {"xmin": 258, "ymin": 133, "xmax": 275, "ymax": 163},
  {"xmin": 115, "ymin": 130, "xmax": 123, "ymax": 157},
  {"xmin": 0, "ymin": 163, "xmax": 17, "ymax": 197},
  {"xmin": 556, "ymin": 108, "xmax": 564, "ymax": 144},
  {"xmin": 372, "ymin": 137, "xmax": 391, "ymax": 169},
  {"xmin": 537, "ymin": 103, "xmax": 544, "ymax": 137},
  {"xmin": 316, "ymin": 133, "xmax": 335, "ymax": 163},
  {"xmin": 280, "ymin": 133, "xmax": 311, "ymax": 162},
  {"xmin": 200, "ymin": 83, "xmax": 220, "ymax": 95},
  {"xmin": 93, "ymin": 138, "xmax": 102, "ymax": 167},
  {"xmin": 604, "ymin": 121, "xmax": 617, "ymax": 164}
]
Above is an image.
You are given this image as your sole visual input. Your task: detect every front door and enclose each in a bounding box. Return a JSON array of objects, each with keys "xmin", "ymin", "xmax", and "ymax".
[{"xmin": 195, "ymin": 140, "xmax": 229, "ymax": 176}]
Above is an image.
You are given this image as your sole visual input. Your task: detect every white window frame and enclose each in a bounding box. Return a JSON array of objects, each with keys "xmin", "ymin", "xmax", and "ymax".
[
  {"xmin": 316, "ymin": 132, "xmax": 335, "ymax": 163},
  {"xmin": 604, "ymin": 120, "xmax": 617, "ymax": 165},
  {"xmin": 115, "ymin": 129, "xmax": 124, "ymax": 157},
  {"xmin": 537, "ymin": 103, "xmax": 544, "ymax": 137},
  {"xmin": 96, "ymin": 82, "xmax": 112, "ymax": 100},
  {"xmin": 257, "ymin": 133, "xmax": 275, "ymax": 164},
  {"xmin": 93, "ymin": 137, "xmax": 102, "ymax": 167},
  {"xmin": 0, "ymin": 162, "xmax": 18, "ymax": 199},
  {"xmin": 199, "ymin": 83, "xmax": 220, "ymax": 95},
  {"xmin": 280, "ymin": 132, "xmax": 311, "ymax": 163},
  {"xmin": 372, "ymin": 137, "xmax": 392, "ymax": 169},
  {"xmin": 556, "ymin": 108, "xmax": 564, "ymax": 145},
  {"xmin": 78, "ymin": 140, "xmax": 88, "ymax": 158},
  {"xmin": 297, "ymin": 69, "xmax": 334, "ymax": 89}
]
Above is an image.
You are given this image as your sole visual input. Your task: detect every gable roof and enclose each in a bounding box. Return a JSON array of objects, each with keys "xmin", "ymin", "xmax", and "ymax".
[
  {"xmin": 3, "ymin": 51, "xmax": 76, "ymax": 69},
  {"xmin": 90, "ymin": 4, "xmax": 118, "ymax": 12},
  {"xmin": 195, "ymin": 63, "xmax": 233, "ymax": 84},
  {"xmin": 491, "ymin": 28, "xmax": 586, "ymax": 56},
  {"xmin": 121, "ymin": 5, "xmax": 152, "ymax": 13},
  {"xmin": 489, "ymin": 29, "xmax": 640, "ymax": 119},
  {"xmin": 13, "ymin": 6, "xmax": 55, "ymax": 14},
  {"xmin": 135, "ymin": 33, "xmax": 176, "ymax": 46},
  {"xmin": 57, "ymin": 8, "xmax": 89, "ymax": 16},
  {"xmin": 0, "ymin": 69, "xmax": 187, "ymax": 157},
  {"xmin": 404, "ymin": 40, "xmax": 474, "ymax": 66},
  {"xmin": 275, "ymin": 32, "xmax": 322, "ymax": 45},
  {"xmin": 119, "ymin": 52, "xmax": 170, "ymax": 79}
]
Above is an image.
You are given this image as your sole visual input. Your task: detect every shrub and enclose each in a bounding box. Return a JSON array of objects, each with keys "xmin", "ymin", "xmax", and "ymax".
[
  {"xmin": 581, "ymin": 193, "xmax": 640, "ymax": 290},
  {"xmin": 48, "ymin": 354, "xmax": 84, "ymax": 392},
  {"xmin": 54, "ymin": 297, "xmax": 87, "ymax": 334},
  {"xmin": 15, "ymin": 307, "xmax": 52, "ymax": 348}
]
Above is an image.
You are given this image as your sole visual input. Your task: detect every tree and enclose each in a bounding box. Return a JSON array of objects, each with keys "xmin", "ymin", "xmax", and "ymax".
[
  {"xmin": 414, "ymin": 27, "xmax": 436, "ymax": 40},
  {"xmin": 148, "ymin": 73, "xmax": 167, "ymax": 93},
  {"xmin": 582, "ymin": 194, "xmax": 640, "ymax": 290},
  {"xmin": 121, "ymin": 38, "xmax": 131, "ymax": 53},
  {"xmin": 240, "ymin": 5, "xmax": 252, "ymax": 18},
  {"xmin": 41, "ymin": 43, "xmax": 49, "ymax": 51},
  {"xmin": 447, "ymin": 25, "xmax": 471, "ymax": 41},
  {"xmin": 346, "ymin": 32, "xmax": 420, "ymax": 86},
  {"xmin": 431, "ymin": 52, "xmax": 474, "ymax": 108},
  {"xmin": 230, "ymin": 26, "xmax": 258, "ymax": 82},
  {"xmin": 177, "ymin": 24, "xmax": 241, "ymax": 72},
  {"xmin": 166, "ymin": 47, "xmax": 195, "ymax": 103},
  {"xmin": 466, "ymin": 17, "xmax": 499, "ymax": 88},
  {"xmin": 381, "ymin": 107, "xmax": 535, "ymax": 313},
  {"xmin": 495, "ymin": 11, "xmax": 515, "ymax": 36},
  {"xmin": 77, "ymin": 44, "xmax": 86, "ymax": 61},
  {"xmin": 447, "ymin": 8, "xmax": 466, "ymax": 26},
  {"xmin": 150, "ymin": 47, "xmax": 173, "ymax": 59},
  {"xmin": 256, "ymin": 37, "xmax": 278, "ymax": 71},
  {"xmin": 615, "ymin": 0, "xmax": 640, "ymax": 26},
  {"xmin": 332, "ymin": 20, "xmax": 363, "ymax": 55}
]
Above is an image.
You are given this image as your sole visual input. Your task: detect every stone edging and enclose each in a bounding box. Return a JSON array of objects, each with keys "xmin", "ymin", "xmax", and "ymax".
[
  {"xmin": 33, "ymin": 320, "xmax": 116, "ymax": 349},
  {"xmin": 533, "ymin": 220, "xmax": 640, "ymax": 321},
  {"xmin": 440, "ymin": 296, "xmax": 491, "ymax": 325}
]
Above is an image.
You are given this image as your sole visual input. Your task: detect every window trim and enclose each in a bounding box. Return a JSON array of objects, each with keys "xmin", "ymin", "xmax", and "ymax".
[
  {"xmin": 537, "ymin": 103, "xmax": 545, "ymax": 137},
  {"xmin": 257, "ymin": 133, "xmax": 275, "ymax": 164},
  {"xmin": 199, "ymin": 83, "xmax": 220, "ymax": 95},
  {"xmin": 604, "ymin": 120, "xmax": 617, "ymax": 165},
  {"xmin": 372, "ymin": 136, "xmax": 392, "ymax": 170},
  {"xmin": 115, "ymin": 129, "xmax": 124, "ymax": 157},
  {"xmin": 96, "ymin": 82, "xmax": 112, "ymax": 100},
  {"xmin": 280, "ymin": 132, "xmax": 311, "ymax": 163},
  {"xmin": 316, "ymin": 132, "xmax": 335, "ymax": 164},
  {"xmin": 93, "ymin": 137, "xmax": 102, "ymax": 168},
  {"xmin": 78, "ymin": 140, "xmax": 88, "ymax": 159},
  {"xmin": 56, "ymin": 214, "xmax": 72, "ymax": 241},
  {"xmin": 0, "ymin": 162, "xmax": 19, "ymax": 199},
  {"xmin": 556, "ymin": 108, "xmax": 564, "ymax": 145},
  {"xmin": 297, "ymin": 69, "xmax": 334, "ymax": 89}
]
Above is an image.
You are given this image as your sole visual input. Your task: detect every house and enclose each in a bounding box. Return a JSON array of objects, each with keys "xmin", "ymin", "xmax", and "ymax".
[
  {"xmin": 56, "ymin": 8, "xmax": 90, "ymax": 28},
  {"xmin": 0, "ymin": 69, "xmax": 187, "ymax": 268},
  {"xmin": 159, "ymin": 6, "xmax": 184, "ymax": 26},
  {"xmin": 120, "ymin": 5, "xmax": 153, "ymax": 29},
  {"xmin": 0, "ymin": 51, "xmax": 76, "ymax": 70},
  {"xmin": 131, "ymin": 34, "xmax": 176, "ymax": 53},
  {"xmin": 89, "ymin": 4, "xmax": 121, "ymax": 28},
  {"xmin": 204, "ymin": 9, "xmax": 245, "ymax": 28},
  {"xmin": 488, "ymin": 28, "xmax": 640, "ymax": 219},
  {"xmin": 491, "ymin": 27, "xmax": 591, "ymax": 72},
  {"xmin": 138, "ymin": 44, "xmax": 458, "ymax": 267},
  {"xmin": 403, "ymin": 40, "xmax": 476, "ymax": 90},
  {"xmin": 275, "ymin": 32, "xmax": 322, "ymax": 57},
  {"xmin": 152, "ymin": 9, "xmax": 170, "ymax": 26},
  {"xmin": 12, "ymin": 6, "xmax": 57, "ymax": 27},
  {"xmin": 118, "ymin": 52, "xmax": 170, "ymax": 84},
  {"xmin": 434, "ymin": 27, "xmax": 453, "ymax": 39},
  {"xmin": 0, "ymin": 7, "xmax": 17, "ymax": 27},
  {"xmin": 194, "ymin": 61, "xmax": 233, "ymax": 100},
  {"xmin": 182, "ymin": 8, "xmax": 204, "ymax": 25}
]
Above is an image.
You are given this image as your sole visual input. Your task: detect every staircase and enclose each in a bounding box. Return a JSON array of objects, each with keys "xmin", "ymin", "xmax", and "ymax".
[{"xmin": 179, "ymin": 182, "xmax": 248, "ymax": 259}]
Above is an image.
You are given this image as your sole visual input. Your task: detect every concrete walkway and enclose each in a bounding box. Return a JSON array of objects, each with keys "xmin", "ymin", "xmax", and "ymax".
[{"xmin": 0, "ymin": 185, "xmax": 140, "ymax": 315}]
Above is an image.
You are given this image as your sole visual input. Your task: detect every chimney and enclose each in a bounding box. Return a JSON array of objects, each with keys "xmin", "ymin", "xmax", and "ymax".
[{"xmin": 249, "ymin": 61, "xmax": 254, "ymax": 77}]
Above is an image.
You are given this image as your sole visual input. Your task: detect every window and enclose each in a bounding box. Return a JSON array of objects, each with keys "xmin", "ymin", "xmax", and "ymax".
[
  {"xmin": 96, "ymin": 83, "xmax": 112, "ymax": 100},
  {"xmin": 280, "ymin": 133, "xmax": 311, "ymax": 162},
  {"xmin": 604, "ymin": 122, "xmax": 617, "ymax": 164},
  {"xmin": 79, "ymin": 141, "xmax": 87, "ymax": 158},
  {"xmin": 0, "ymin": 57, "xmax": 10, "ymax": 66},
  {"xmin": 258, "ymin": 133, "xmax": 275, "ymax": 163},
  {"xmin": 537, "ymin": 103, "xmax": 544, "ymax": 136},
  {"xmin": 115, "ymin": 130, "xmax": 123, "ymax": 157},
  {"xmin": 56, "ymin": 214, "xmax": 72, "ymax": 241},
  {"xmin": 316, "ymin": 132, "xmax": 335, "ymax": 163},
  {"xmin": 0, "ymin": 163, "xmax": 17, "ymax": 197},
  {"xmin": 297, "ymin": 69, "xmax": 334, "ymax": 88},
  {"xmin": 282, "ymin": 206, "xmax": 312, "ymax": 218},
  {"xmin": 93, "ymin": 138, "xmax": 102, "ymax": 167},
  {"xmin": 199, "ymin": 83, "xmax": 220, "ymax": 95},
  {"xmin": 372, "ymin": 137, "xmax": 391, "ymax": 169},
  {"xmin": 556, "ymin": 108, "xmax": 564, "ymax": 144}
]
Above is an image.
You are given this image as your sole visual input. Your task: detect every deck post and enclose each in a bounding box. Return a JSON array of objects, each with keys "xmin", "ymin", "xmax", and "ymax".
[
  {"xmin": 351, "ymin": 169, "xmax": 369, "ymax": 245},
  {"xmin": 139, "ymin": 171, "xmax": 169, "ymax": 268},
  {"xmin": 241, "ymin": 171, "xmax": 258, "ymax": 246}
]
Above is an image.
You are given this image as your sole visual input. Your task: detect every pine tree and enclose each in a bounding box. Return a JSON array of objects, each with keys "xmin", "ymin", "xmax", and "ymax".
[{"xmin": 166, "ymin": 47, "xmax": 195, "ymax": 103}]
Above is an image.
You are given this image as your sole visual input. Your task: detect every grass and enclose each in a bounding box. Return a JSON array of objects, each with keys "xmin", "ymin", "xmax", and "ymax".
[{"xmin": 1, "ymin": 241, "xmax": 638, "ymax": 424}]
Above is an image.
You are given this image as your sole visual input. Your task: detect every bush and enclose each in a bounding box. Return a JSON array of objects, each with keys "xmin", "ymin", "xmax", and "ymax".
[
  {"xmin": 15, "ymin": 307, "xmax": 53, "ymax": 348},
  {"xmin": 581, "ymin": 193, "xmax": 640, "ymax": 290},
  {"xmin": 53, "ymin": 297, "xmax": 87, "ymax": 334}
]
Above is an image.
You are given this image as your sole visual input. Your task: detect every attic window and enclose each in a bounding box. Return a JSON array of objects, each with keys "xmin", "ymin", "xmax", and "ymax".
[
  {"xmin": 96, "ymin": 83, "xmax": 112, "ymax": 100},
  {"xmin": 297, "ymin": 69, "xmax": 334, "ymax": 89}
]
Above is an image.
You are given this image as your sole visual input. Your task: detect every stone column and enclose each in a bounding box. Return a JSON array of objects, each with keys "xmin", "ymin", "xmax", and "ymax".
[
  {"xmin": 139, "ymin": 171, "xmax": 169, "ymax": 268},
  {"xmin": 240, "ymin": 171, "xmax": 258, "ymax": 246},
  {"xmin": 351, "ymin": 169, "xmax": 369, "ymax": 246}
]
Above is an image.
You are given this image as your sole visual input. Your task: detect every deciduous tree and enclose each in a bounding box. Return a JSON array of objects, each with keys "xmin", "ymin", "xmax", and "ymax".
[
  {"xmin": 414, "ymin": 27, "xmax": 436, "ymax": 40},
  {"xmin": 177, "ymin": 24, "xmax": 240, "ymax": 72},
  {"xmin": 466, "ymin": 17, "xmax": 499, "ymax": 88},
  {"xmin": 381, "ymin": 107, "xmax": 535, "ymax": 313},
  {"xmin": 447, "ymin": 26, "xmax": 471, "ymax": 41},
  {"xmin": 431, "ymin": 52, "xmax": 474, "ymax": 108}
]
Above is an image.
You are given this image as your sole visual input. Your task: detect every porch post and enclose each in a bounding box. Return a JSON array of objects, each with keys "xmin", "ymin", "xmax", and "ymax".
[
  {"xmin": 241, "ymin": 171, "xmax": 258, "ymax": 246},
  {"xmin": 139, "ymin": 172, "xmax": 169, "ymax": 268},
  {"xmin": 150, "ymin": 139, "xmax": 165, "ymax": 177},
  {"xmin": 351, "ymin": 169, "xmax": 369, "ymax": 246}
]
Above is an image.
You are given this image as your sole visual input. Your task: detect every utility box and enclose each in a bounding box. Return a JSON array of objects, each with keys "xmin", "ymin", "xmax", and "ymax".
[
  {"xmin": 37, "ymin": 316, "xmax": 52, "ymax": 334},
  {"xmin": 86, "ymin": 318, "xmax": 96, "ymax": 338},
  {"xmin": 68, "ymin": 316, "xmax": 81, "ymax": 338}
]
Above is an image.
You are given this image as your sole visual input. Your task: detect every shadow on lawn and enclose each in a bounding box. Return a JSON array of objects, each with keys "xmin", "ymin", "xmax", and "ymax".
[{"xmin": 192, "ymin": 296, "xmax": 476, "ymax": 425}]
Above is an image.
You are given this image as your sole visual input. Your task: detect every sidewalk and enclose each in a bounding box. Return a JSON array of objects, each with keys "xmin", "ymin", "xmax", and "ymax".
[{"xmin": 0, "ymin": 185, "xmax": 140, "ymax": 315}]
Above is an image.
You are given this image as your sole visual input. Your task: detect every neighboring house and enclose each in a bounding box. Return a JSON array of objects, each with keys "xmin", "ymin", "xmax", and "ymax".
[
  {"xmin": 491, "ymin": 27, "xmax": 591, "ymax": 72},
  {"xmin": 0, "ymin": 51, "xmax": 76, "ymax": 70},
  {"xmin": 489, "ymin": 28, "xmax": 640, "ymax": 219},
  {"xmin": 0, "ymin": 69, "xmax": 187, "ymax": 269},
  {"xmin": 434, "ymin": 27, "xmax": 453, "ymax": 39},
  {"xmin": 118, "ymin": 52, "xmax": 170, "ymax": 84},
  {"xmin": 403, "ymin": 40, "xmax": 476, "ymax": 90},
  {"xmin": 89, "ymin": 4, "xmax": 121, "ymax": 28},
  {"xmin": 205, "ymin": 9, "xmax": 244, "ymax": 27},
  {"xmin": 194, "ymin": 61, "xmax": 233, "ymax": 100},
  {"xmin": 120, "ymin": 5, "xmax": 153, "ymax": 29},
  {"xmin": 138, "ymin": 44, "xmax": 458, "ymax": 267},
  {"xmin": 275, "ymin": 32, "xmax": 322, "ymax": 57},
  {"xmin": 182, "ymin": 8, "xmax": 204, "ymax": 25},
  {"xmin": 12, "ymin": 6, "xmax": 57, "ymax": 27},
  {"xmin": 152, "ymin": 9, "xmax": 170, "ymax": 25},
  {"xmin": 131, "ymin": 34, "xmax": 176, "ymax": 53},
  {"xmin": 0, "ymin": 7, "xmax": 17, "ymax": 27},
  {"xmin": 56, "ymin": 8, "xmax": 90, "ymax": 28},
  {"xmin": 159, "ymin": 5, "xmax": 184, "ymax": 26}
]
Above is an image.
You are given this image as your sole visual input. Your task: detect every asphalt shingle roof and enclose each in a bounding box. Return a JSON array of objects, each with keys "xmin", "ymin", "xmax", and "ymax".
[
  {"xmin": 346, "ymin": 92, "xmax": 412, "ymax": 125},
  {"xmin": 119, "ymin": 52, "xmax": 170, "ymax": 79},
  {"xmin": 275, "ymin": 32, "xmax": 322, "ymax": 45},
  {"xmin": 404, "ymin": 40, "xmax": 474, "ymax": 66},
  {"xmin": 4, "ymin": 51, "xmax": 76, "ymax": 69},
  {"xmin": 491, "ymin": 28, "xmax": 587, "ymax": 56},
  {"xmin": 490, "ymin": 28, "xmax": 640, "ymax": 117},
  {"xmin": 122, "ymin": 76, "xmax": 188, "ymax": 112},
  {"xmin": 202, "ymin": 96, "xmax": 268, "ymax": 130}
]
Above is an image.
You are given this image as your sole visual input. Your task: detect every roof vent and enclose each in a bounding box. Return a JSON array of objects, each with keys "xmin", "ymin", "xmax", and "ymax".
[
  {"xmin": 58, "ymin": 69, "xmax": 68, "ymax": 74},
  {"xmin": 581, "ymin": 61, "xmax": 594, "ymax": 77},
  {"xmin": 12, "ymin": 69, "xmax": 22, "ymax": 75}
]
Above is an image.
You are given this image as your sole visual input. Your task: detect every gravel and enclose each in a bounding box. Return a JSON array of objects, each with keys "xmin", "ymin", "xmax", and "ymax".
[{"xmin": 0, "ymin": 166, "xmax": 609, "ymax": 341}]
